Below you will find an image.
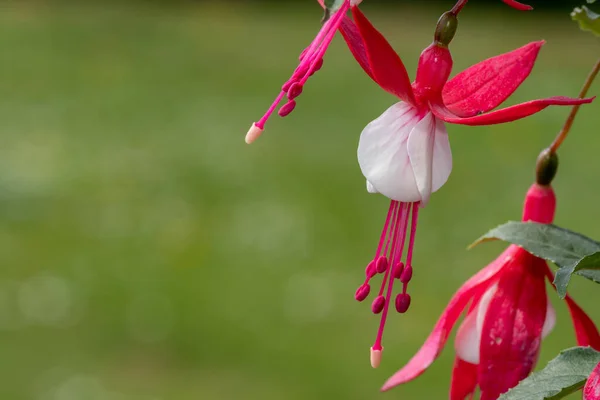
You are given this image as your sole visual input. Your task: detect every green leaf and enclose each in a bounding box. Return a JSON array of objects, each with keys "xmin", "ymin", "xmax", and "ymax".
[
  {"xmin": 472, "ymin": 222, "xmax": 600, "ymax": 298},
  {"xmin": 572, "ymin": 6, "xmax": 600, "ymax": 36},
  {"xmin": 498, "ymin": 347, "xmax": 600, "ymax": 400}
]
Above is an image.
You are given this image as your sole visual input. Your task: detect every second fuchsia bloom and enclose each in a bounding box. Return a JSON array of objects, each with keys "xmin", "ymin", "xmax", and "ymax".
[
  {"xmin": 585, "ymin": 361, "xmax": 600, "ymax": 400},
  {"xmin": 341, "ymin": 7, "xmax": 593, "ymax": 367},
  {"xmin": 382, "ymin": 183, "xmax": 600, "ymax": 399}
]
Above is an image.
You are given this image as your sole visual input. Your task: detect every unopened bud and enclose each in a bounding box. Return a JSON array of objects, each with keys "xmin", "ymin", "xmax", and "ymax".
[
  {"xmin": 434, "ymin": 11, "xmax": 458, "ymax": 47},
  {"xmin": 371, "ymin": 295, "xmax": 385, "ymax": 314},
  {"xmin": 536, "ymin": 148, "xmax": 559, "ymax": 186}
]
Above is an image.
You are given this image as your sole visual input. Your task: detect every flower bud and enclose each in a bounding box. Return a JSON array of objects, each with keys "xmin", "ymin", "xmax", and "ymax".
[
  {"xmin": 434, "ymin": 12, "xmax": 458, "ymax": 47},
  {"xmin": 535, "ymin": 148, "xmax": 559, "ymax": 186}
]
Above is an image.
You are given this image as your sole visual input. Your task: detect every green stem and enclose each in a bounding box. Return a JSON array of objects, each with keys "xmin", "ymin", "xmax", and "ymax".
[{"xmin": 550, "ymin": 58, "xmax": 600, "ymax": 153}]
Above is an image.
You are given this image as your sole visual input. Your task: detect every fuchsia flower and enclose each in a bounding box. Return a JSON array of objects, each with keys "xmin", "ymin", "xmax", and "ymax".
[
  {"xmin": 244, "ymin": 0, "xmax": 532, "ymax": 144},
  {"xmin": 342, "ymin": 7, "xmax": 593, "ymax": 368},
  {"xmin": 245, "ymin": 0, "xmax": 363, "ymax": 144},
  {"xmin": 585, "ymin": 361, "xmax": 600, "ymax": 400},
  {"xmin": 381, "ymin": 183, "xmax": 600, "ymax": 399}
]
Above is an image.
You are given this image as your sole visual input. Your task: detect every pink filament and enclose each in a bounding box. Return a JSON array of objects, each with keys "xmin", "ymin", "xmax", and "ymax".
[
  {"xmin": 372, "ymin": 203, "xmax": 410, "ymax": 351},
  {"xmin": 253, "ymin": 0, "xmax": 350, "ymax": 130}
]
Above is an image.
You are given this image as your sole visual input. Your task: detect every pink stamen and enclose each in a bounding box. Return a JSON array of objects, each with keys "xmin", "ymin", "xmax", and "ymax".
[
  {"xmin": 371, "ymin": 295, "xmax": 385, "ymax": 314},
  {"xmin": 395, "ymin": 293, "xmax": 411, "ymax": 313},
  {"xmin": 356, "ymin": 200, "xmax": 422, "ymax": 368},
  {"xmin": 246, "ymin": 0, "xmax": 350, "ymax": 142},
  {"xmin": 278, "ymin": 100, "xmax": 297, "ymax": 117},
  {"xmin": 372, "ymin": 204, "xmax": 410, "ymax": 353}
]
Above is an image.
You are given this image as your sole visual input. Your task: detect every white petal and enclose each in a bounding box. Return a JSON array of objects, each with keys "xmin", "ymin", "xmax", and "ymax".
[
  {"xmin": 542, "ymin": 298, "xmax": 556, "ymax": 339},
  {"xmin": 455, "ymin": 307, "xmax": 480, "ymax": 364},
  {"xmin": 366, "ymin": 180, "xmax": 378, "ymax": 194},
  {"xmin": 357, "ymin": 102, "xmax": 421, "ymax": 202},
  {"xmin": 406, "ymin": 114, "xmax": 452, "ymax": 206},
  {"xmin": 455, "ymin": 284, "xmax": 498, "ymax": 365},
  {"xmin": 431, "ymin": 118, "xmax": 452, "ymax": 194}
]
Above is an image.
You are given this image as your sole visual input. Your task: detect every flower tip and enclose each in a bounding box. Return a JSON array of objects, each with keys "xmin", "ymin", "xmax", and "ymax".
[
  {"xmin": 245, "ymin": 123, "xmax": 264, "ymax": 144},
  {"xmin": 370, "ymin": 347, "xmax": 382, "ymax": 368}
]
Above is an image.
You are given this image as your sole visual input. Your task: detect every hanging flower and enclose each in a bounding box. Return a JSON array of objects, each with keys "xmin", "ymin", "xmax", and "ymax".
[
  {"xmin": 343, "ymin": 7, "xmax": 593, "ymax": 368},
  {"xmin": 381, "ymin": 183, "xmax": 600, "ymax": 399},
  {"xmin": 245, "ymin": 0, "xmax": 364, "ymax": 144},
  {"xmin": 585, "ymin": 361, "xmax": 600, "ymax": 400}
]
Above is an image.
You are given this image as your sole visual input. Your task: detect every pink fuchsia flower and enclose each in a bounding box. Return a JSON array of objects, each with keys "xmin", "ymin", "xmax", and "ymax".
[
  {"xmin": 344, "ymin": 7, "xmax": 593, "ymax": 368},
  {"xmin": 585, "ymin": 361, "xmax": 600, "ymax": 400},
  {"xmin": 245, "ymin": 0, "xmax": 363, "ymax": 144},
  {"xmin": 381, "ymin": 183, "xmax": 600, "ymax": 400}
]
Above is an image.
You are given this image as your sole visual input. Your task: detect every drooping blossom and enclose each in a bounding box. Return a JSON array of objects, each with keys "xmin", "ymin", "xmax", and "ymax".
[
  {"xmin": 585, "ymin": 361, "xmax": 600, "ymax": 400},
  {"xmin": 343, "ymin": 7, "xmax": 593, "ymax": 368},
  {"xmin": 381, "ymin": 180, "xmax": 600, "ymax": 399},
  {"xmin": 245, "ymin": 0, "xmax": 363, "ymax": 144}
]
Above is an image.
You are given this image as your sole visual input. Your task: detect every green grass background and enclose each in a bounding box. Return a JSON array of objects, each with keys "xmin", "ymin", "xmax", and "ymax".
[{"xmin": 0, "ymin": 1, "xmax": 599, "ymax": 399}]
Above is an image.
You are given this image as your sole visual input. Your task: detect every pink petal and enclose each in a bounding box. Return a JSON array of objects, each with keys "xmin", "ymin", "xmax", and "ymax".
[
  {"xmin": 339, "ymin": 17, "xmax": 374, "ymax": 81},
  {"xmin": 430, "ymin": 96, "xmax": 595, "ymax": 126},
  {"xmin": 478, "ymin": 254, "xmax": 547, "ymax": 400},
  {"xmin": 442, "ymin": 42, "xmax": 543, "ymax": 117},
  {"xmin": 584, "ymin": 362, "xmax": 600, "ymax": 400},
  {"xmin": 351, "ymin": 7, "xmax": 416, "ymax": 105},
  {"xmin": 503, "ymin": 0, "xmax": 533, "ymax": 11},
  {"xmin": 450, "ymin": 358, "xmax": 478, "ymax": 400},
  {"xmin": 381, "ymin": 246, "xmax": 512, "ymax": 391},
  {"xmin": 565, "ymin": 295, "xmax": 600, "ymax": 350},
  {"xmin": 542, "ymin": 266, "xmax": 600, "ymax": 350}
]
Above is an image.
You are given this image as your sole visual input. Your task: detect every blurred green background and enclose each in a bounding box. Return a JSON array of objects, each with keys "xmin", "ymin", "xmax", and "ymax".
[{"xmin": 1, "ymin": 1, "xmax": 599, "ymax": 399}]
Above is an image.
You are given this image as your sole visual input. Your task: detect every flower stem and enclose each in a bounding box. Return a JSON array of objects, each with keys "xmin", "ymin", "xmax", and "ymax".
[
  {"xmin": 550, "ymin": 58, "xmax": 600, "ymax": 153},
  {"xmin": 450, "ymin": 0, "xmax": 469, "ymax": 15}
]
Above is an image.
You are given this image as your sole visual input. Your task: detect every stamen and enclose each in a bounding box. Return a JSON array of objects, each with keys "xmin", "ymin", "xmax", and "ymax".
[
  {"xmin": 278, "ymin": 100, "xmax": 297, "ymax": 117},
  {"xmin": 245, "ymin": 0, "xmax": 351, "ymax": 142},
  {"xmin": 357, "ymin": 200, "xmax": 423, "ymax": 367},
  {"xmin": 393, "ymin": 262, "xmax": 404, "ymax": 279},
  {"xmin": 395, "ymin": 293, "xmax": 411, "ymax": 313},
  {"xmin": 371, "ymin": 203, "xmax": 410, "ymax": 360},
  {"xmin": 355, "ymin": 283, "xmax": 371, "ymax": 302},
  {"xmin": 371, "ymin": 295, "xmax": 385, "ymax": 314}
]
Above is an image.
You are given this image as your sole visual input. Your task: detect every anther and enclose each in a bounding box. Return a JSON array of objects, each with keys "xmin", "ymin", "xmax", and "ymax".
[
  {"xmin": 298, "ymin": 47, "xmax": 309, "ymax": 61},
  {"xmin": 355, "ymin": 283, "xmax": 371, "ymax": 302},
  {"xmin": 365, "ymin": 260, "xmax": 377, "ymax": 279},
  {"xmin": 400, "ymin": 264, "xmax": 413, "ymax": 283},
  {"xmin": 371, "ymin": 295, "xmax": 385, "ymax": 314},
  {"xmin": 245, "ymin": 123, "xmax": 264, "ymax": 144},
  {"xmin": 376, "ymin": 256, "xmax": 388, "ymax": 274},
  {"xmin": 278, "ymin": 100, "xmax": 297, "ymax": 117},
  {"xmin": 309, "ymin": 59, "xmax": 324, "ymax": 76},
  {"xmin": 393, "ymin": 262, "xmax": 405, "ymax": 279},
  {"xmin": 287, "ymin": 83, "xmax": 303, "ymax": 99},
  {"xmin": 395, "ymin": 293, "xmax": 411, "ymax": 313}
]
